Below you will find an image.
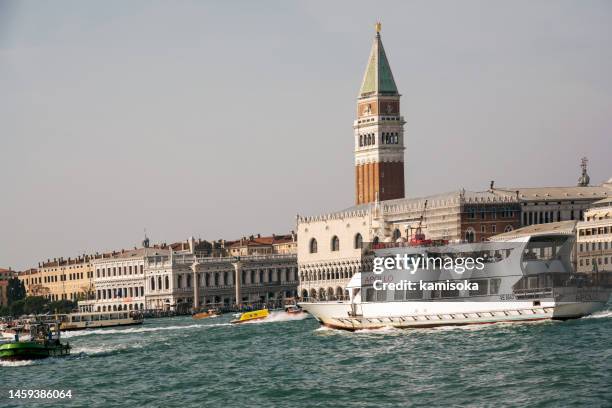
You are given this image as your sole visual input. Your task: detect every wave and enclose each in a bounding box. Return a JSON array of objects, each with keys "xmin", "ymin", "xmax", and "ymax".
[
  {"xmin": 355, "ymin": 326, "xmax": 401, "ymax": 334},
  {"xmin": 71, "ymin": 342, "xmax": 142, "ymax": 356},
  {"xmin": 0, "ymin": 360, "xmax": 35, "ymax": 367},
  {"xmin": 584, "ymin": 309, "xmax": 612, "ymax": 319},
  {"xmin": 62, "ymin": 322, "xmax": 230, "ymax": 338}
]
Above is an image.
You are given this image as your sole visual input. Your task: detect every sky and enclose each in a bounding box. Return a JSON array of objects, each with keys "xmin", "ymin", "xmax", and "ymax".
[{"xmin": 1, "ymin": 1, "xmax": 611, "ymax": 270}]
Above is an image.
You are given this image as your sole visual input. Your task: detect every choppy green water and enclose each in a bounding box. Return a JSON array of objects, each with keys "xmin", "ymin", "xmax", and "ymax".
[{"xmin": 1, "ymin": 309, "xmax": 611, "ymax": 407}]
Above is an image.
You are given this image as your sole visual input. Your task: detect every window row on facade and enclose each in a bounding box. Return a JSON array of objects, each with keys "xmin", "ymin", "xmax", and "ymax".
[
  {"xmin": 309, "ymin": 234, "xmax": 363, "ymax": 254},
  {"xmin": 96, "ymin": 264, "xmax": 144, "ymax": 278},
  {"xmin": 97, "ymin": 303, "xmax": 144, "ymax": 312},
  {"xmin": 579, "ymin": 227, "xmax": 612, "ymax": 237},
  {"xmin": 96, "ymin": 286, "xmax": 145, "ymax": 300},
  {"xmin": 40, "ymin": 271, "xmax": 91, "ymax": 284},
  {"xmin": 358, "ymin": 132, "xmax": 400, "ymax": 147},
  {"xmin": 579, "ymin": 256, "xmax": 611, "ymax": 268},
  {"xmin": 467, "ymin": 208, "xmax": 516, "ymax": 220},
  {"xmin": 300, "ymin": 268, "xmax": 355, "ymax": 282},
  {"xmin": 579, "ymin": 240, "xmax": 612, "ymax": 252}
]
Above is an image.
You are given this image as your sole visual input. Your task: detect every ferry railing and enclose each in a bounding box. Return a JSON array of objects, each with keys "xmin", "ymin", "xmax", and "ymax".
[
  {"xmin": 513, "ymin": 287, "xmax": 554, "ymax": 299},
  {"xmin": 300, "ymin": 295, "xmax": 350, "ymax": 303}
]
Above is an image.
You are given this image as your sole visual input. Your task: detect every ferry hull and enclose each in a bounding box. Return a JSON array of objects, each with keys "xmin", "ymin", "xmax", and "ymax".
[
  {"xmin": 60, "ymin": 320, "xmax": 143, "ymax": 331},
  {"xmin": 299, "ymin": 299, "xmax": 609, "ymax": 331}
]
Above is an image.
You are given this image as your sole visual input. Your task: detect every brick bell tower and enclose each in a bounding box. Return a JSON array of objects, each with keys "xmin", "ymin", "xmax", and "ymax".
[{"xmin": 354, "ymin": 23, "xmax": 405, "ymax": 205}]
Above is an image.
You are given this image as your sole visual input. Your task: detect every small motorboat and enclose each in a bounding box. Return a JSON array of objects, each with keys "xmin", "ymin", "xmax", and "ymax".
[
  {"xmin": 192, "ymin": 308, "xmax": 220, "ymax": 320},
  {"xmin": 230, "ymin": 308, "xmax": 269, "ymax": 324},
  {"xmin": 284, "ymin": 305, "xmax": 303, "ymax": 315},
  {"xmin": 0, "ymin": 321, "xmax": 70, "ymax": 361}
]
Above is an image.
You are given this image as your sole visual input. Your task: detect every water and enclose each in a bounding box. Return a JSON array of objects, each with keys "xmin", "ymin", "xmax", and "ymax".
[{"xmin": 1, "ymin": 310, "xmax": 611, "ymax": 407}]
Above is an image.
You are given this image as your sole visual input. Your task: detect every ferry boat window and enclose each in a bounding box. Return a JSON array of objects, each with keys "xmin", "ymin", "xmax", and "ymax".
[
  {"xmin": 365, "ymin": 287, "xmax": 375, "ymax": 302},
  {"xmin": 405, "ymin": 287, "xmax": 423, "ymax": 300},
  {"xmin": 440, "ymin": 287, "xmax": 459, "ymax": 298},
  {"xmin": 489, "ymin": 279, "xmax": 501, "ymax": 295},
  {"xmin": 375, "ymin": 288, "xmax": 386, "ymax": 302},
  {"xmin": 469, "ymin": 280, "xmax": 488, "ymax": 296},
  {"xmin": 73, "ymin": 316, "xmax": 81, "ymax": 322},
  {"xmin": 393, "ymin": 288, "xmax": 404, "ymax": 301}
]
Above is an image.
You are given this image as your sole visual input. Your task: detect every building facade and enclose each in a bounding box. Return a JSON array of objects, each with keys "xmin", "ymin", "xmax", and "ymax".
[
  {"xmin": 80, "ymin": 234, "xmax": 298, "ymax": 312},
  {"xmin": 0, "ymin": 267, "xmax": 16, "ymax": 307},
  {"xmin": 297, "ymin": 191, "xmax": 520, "ymax": 300},
  {"xmin": 576, "ymin": 197, "xmax": 612, "ymax": 274},
  {"xmin": 354, "ymin": 23, "xmax": 405, "ymax": 205},
  {"xmin": 18, "ymin": 256, "xmax": 98, "ymax": 302},
  {"xmin": 85, "ymin": 245, "xmax": 167, "ymax": 313},
  {"xmin": 145, "ymin": 252, "xmax": 298, "ymax": 312},
  {"xmin": 491, "ymin": 166, "xmax": 612, "ymax": 228}
]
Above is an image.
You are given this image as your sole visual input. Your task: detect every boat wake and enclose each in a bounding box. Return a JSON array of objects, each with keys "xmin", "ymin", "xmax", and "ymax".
[
  {"xmin": 0, "ymin": 360, "xmax": 35, "ymax": 367},
  {"xmin": 71, "ymin": 342, "xmax": 143, "ymax": 356},
  {"xmin": 584, "ymin": 309, "xmax": 612, "ymax": 319},
  {"xmin": 355, "ymin": 326, "xmax": 402, "ymax": 334},
  {"xmin": 62, "ymin": 323, "xmax": 230, "ymax": 338}
]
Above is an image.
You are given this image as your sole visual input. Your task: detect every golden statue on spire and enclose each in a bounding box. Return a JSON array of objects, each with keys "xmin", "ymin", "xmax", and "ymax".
[{"xmin": 375, "ymin": 22, "xmax": 382, "ymax": 33}]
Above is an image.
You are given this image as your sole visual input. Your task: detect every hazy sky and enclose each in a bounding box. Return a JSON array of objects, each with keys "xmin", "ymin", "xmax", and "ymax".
[{"xmin": 1, "ymin": 1, "xmax": 611, "ymax": 270}]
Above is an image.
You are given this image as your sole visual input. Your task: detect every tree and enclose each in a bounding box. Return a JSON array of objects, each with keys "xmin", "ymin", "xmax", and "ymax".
[
  {"xmin": 47, "ymin": 300, "xmax": 76, "ymax": 314},
  {"xmin": 9, "ymin": 299, "xmax": 25, "ymax": 317},
  {"xmin": 7, "ymin": 277, "xmax": 26, "ymax": 305},
  {"xmin": 23, "ymin": 296, "xmax": 47, "ymax": 315}
]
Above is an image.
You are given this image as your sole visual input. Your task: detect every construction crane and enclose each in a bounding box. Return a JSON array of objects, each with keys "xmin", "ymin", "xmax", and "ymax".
[{"xmin": 409, "ymin": 200, "xmax": 430, "ymax": 245}]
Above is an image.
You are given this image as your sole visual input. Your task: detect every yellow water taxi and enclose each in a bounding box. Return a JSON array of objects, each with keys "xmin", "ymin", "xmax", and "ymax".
[
  {"xmin": 230, "ymin": 309, "xmax": 269, "ymax": 324},
  {"xmin": 192, "ymin": 309, "xmax": 220, "ymax": 320}
]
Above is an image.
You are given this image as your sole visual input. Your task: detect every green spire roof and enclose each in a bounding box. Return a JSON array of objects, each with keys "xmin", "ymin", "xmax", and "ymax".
[{"xmin": 359, "ymin": 32, "xmax": 398, "ymax": 98}]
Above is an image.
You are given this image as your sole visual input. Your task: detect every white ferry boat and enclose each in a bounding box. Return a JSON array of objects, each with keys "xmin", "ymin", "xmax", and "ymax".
[
  {"xmin": 51, "ymin": 311, "xmax": 144, "ymax": 331},
  {"xmin": 299, "ymin": 232, "xmax": 611, "ymax": 330}
]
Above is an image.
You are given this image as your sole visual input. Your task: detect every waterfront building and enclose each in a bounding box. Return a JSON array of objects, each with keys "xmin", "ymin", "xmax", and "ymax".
[
  {"xmin": 576, "ymin": 197, "xmax": 612, "ymax": 274},
  {"xmin": 18, "ymin": 256, "xmax": 99, "ymax": 302},
  {"xmin": 0, "ymin": 267, "xmax": 16, "ymax": 307},
  {"xmin": 145, "ymin": 234, "xmax": 298, "ymax": 312},
  {"xmin": 490, "ymin": 161, "xmax": 612, "ymax": 228},
  {"xmin": 83, "ymin": 238, "xmax": 169, "ymax": 312},
  {"xmin": 226, "ymin": 233, "xmax": 297, "ymax": 257},
  {"xmin": 354, "ymin": 23, "xmax": 405, "ymax": 205},
  {"xmin": 80, "ymin": 234, "xmax": 298, "ymax": 312}
]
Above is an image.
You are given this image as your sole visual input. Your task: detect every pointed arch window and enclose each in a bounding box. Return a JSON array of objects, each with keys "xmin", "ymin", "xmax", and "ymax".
[
  {"xmin": 465, "ymin": 228, "xmax": 475, "ymax": 243},
  {"xmin": 392, "ymin": 229, "xmax": 401, "ymax": 241},
  {"xmin": 309, "ymin": 238, "xmax": 318, "ymax": 254},
  {"xmin": 331, "ymin": 236, "xmax": 340, "ymax": 251},
  {"xmin": 354, "ymin": 233, "xmax": 363, "ymax": 249}
]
